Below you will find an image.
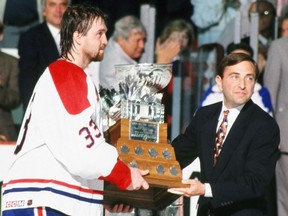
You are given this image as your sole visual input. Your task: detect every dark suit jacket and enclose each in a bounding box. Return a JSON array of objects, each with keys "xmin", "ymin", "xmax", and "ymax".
[
  {"xmin": 0, "ymin": 52, "xmax": 20, "ymax": 140},
  {"xmin": 18, "ymin": 22, "xmax": 60, "ymax": 111},
  {"xmin": 172, "ymin": 100, "xmax": 280, "ymax": 216}
]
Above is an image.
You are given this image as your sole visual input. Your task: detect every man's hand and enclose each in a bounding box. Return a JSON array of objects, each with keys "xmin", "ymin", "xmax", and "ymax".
[
  {"xmin": 126, "ymin": 167, "xmax": 149, "ymax": 190},
  {"xmin": 168, "ymin": 179, "xmax": 205, "ymax": 197}
]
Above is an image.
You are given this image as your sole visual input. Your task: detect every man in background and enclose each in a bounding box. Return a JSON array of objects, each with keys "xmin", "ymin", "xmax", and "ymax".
[
  {"xmin": 0, "ymin": 0, "xmax": 41, "ymax": 48},
  {"xmin": 18, "ymin": 0, "xmax": 69, "ymax": 112},
  {"xmin": 99, "ymin": 15, "xmax": 181, "ymax": 91},
  {"xmin": 264, "ymin": 30, "xmax": 288, "ymax": 216}
]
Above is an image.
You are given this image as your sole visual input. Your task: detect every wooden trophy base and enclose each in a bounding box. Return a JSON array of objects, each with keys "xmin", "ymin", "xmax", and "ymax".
[
  {"xmin": 104, "ymin": 183, "xmax": 181, "ymax": 210},
  {"xmin": 104, "ymin": 118, "xmax": 187, "ymax": 210}
]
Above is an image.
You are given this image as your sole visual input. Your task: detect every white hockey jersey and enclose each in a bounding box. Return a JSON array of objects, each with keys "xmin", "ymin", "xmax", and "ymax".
[{"xmin": 1, "ymin": 60, "xmax": 131, "ymax": 216}]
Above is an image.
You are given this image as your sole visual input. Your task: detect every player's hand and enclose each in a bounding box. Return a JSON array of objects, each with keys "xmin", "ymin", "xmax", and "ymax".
[
  {"xmin": 126, "ymin": 167, "xmax": 149, "ymax": 190},
  {"xmin": 104, "ymin": 204, "xmax": 133, "ymax": 213}
]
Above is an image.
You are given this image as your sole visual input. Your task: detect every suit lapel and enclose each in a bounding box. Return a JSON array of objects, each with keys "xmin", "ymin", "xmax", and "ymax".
[
  {"xmin": 41, "ymin": 23, "xmax": 60, "ymax": 61},
  {"xmin": 200, "ymin": 104, "xmax": 221, "ymax": 178}
]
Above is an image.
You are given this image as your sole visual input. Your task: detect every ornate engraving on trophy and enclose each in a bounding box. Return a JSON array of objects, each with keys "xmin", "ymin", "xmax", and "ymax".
[
  {"xmin": 156, "ymin": 164, "xmax": 165, "ymax": 174},
  {"xmin": 169, "ymin": 166, "xmax": 179, "ymax": 176},
  {"xmin": 120, "ymin": 144, "xmax": 130, "ymax": 154},
  {"xmin": 148, "ymin": 147, "xmax": 158, "ymax": 158},
  {"xmin": 134, "ymin": 145, "xmax": 144, "ymax": 156},
  {"xmin": 162, "ymin": 148, "xmax": 172, "ymax": 159}
]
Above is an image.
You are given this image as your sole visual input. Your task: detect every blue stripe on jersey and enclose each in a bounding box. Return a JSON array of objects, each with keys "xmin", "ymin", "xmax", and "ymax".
[
  {"xmin": 3, "ymin": 187, "xmax": 103, "ymax": 204},
  {"xmin": 3, "ymin": 207, "xmax": 68, "ymax": 216}
]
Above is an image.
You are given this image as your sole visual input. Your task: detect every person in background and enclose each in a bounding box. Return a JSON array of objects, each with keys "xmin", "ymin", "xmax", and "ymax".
[
  {"xmin": 200, "ymin": 42, "xmax": 273, "ymax": 117},
  {"xmin": 98, "ymin": 15, "xmax": 182, "ymax": 134},
  {"xmin": 280, "ymin": 13, "xmax": 288, "ymax": 37},
  {"xmin": 158, "ymin": 19, "xmax": 195, "ymax": 139},
  {"xmin": 191, "ymin": 0, "xmax": 252, "ymax": 46},
  {"xmin": 99, "ymin": 15, "xmax": 181, "ymax": 91},
  {"xmin": 0, "ymin": 20, "xmax": 20, "ymax": 141},
  {"xmin": 264, "ymin": 28, "xmax": 288, "ymax": 216},
  {"xmin": 247, "ymin": 0, "xmax": 276, "ymax": 47},
  {"xmin": 18, "ymin": 0, "xmax": 69, "ymax": 113},
  {"xmin": 99, "ymin": 15, "xmax": 146, "ymax": 91},
  {"xmin": 169, "ymin": 53, "xmax": 280, "ymax": 216},
  {"xmin": 242, "ymin": 0, "xmax": 276, "ymax": 85},
  {"xmin": 0, "ymin": 0, "xmax": 41, "ymax": 48},
  {"xmin": 1, "ymin": 4, "xmax": 149, "ymax": 216}
]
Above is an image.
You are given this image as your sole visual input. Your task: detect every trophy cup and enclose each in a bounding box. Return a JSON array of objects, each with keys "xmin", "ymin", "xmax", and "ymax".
[{"xmin": 101, "ymin": 63, "xmax": 185, "ymax": 210}]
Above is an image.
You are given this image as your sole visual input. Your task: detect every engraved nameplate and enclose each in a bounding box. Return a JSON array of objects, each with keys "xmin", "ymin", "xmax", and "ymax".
[{"xmin": 129, "ymin": 120, "xmax": 159, "ymax": 142}]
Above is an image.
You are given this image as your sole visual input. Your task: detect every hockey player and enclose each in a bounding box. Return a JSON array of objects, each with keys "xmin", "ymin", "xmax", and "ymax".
[{"xmin": 1, "ymin": 4, "xmax": 149, "ymax": 216}]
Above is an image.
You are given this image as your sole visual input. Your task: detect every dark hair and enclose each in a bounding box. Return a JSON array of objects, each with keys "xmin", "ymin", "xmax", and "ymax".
[
  {"xmin": 226, "ymin": 42, "xmax": 254, "ymax": 57},
  {"xmin": 248, "ymin": 0, "xmax": 276, "ymax": 18},
  {"xmin": 217, "ymin": 53, "xmax": 259, "ymax": 79},
  {"xmin": 60, "ymin": 3, "xmax": 108, "ymax": 61}
]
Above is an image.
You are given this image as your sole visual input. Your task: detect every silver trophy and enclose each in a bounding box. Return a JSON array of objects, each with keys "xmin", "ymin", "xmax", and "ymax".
[
  {"xmin": 100, "ymin": 63, "xmax": 172, "ymax": 124},
  {"xmin": 103, "ymin": 64, "xmax": 185, "ymax": 210}
]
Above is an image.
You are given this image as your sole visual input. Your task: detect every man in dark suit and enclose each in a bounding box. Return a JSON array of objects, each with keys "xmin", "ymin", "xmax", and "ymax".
[
  {"xmin": 18, "ymin": 0, "xmax": 69, "ymax": 112},
  {"xmin": 169, "ymin": 53, "xmax": 280, "ymax": 216}
]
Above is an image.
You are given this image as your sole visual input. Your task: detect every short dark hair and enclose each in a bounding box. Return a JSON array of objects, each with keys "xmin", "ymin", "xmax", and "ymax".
[
  {"xmin": 217, "ymin": 53, "xmax": 259, "ymax": 79},
  {"xmin": 60, "ymin": 3, "xmax": 108, "ymax": 61},
  {"xmin": 248, "ymin": 0, "xmax": 276, "ymax": 18},
  {"xmin": 226, "ymin": 42, "xmax": 254, "ymax": 57}
]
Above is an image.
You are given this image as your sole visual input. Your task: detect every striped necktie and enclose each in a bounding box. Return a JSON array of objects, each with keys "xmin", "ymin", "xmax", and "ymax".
[{"xmin": 213, "ymin": 110, "xmax": 229, "ymax": 166}]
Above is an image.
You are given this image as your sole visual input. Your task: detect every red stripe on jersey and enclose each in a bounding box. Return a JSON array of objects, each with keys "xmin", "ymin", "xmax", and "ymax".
[
  {"xmin": 100, "ymin": 159, "xmax": 131, "ymax": 190},
  {"xmin": 49, "ymin": 60, "xmax": 90, "ymax": 115},
  {"xmin": 3, "ymin": 178, "xmax": 104, "ymax": 195},
  {"xmin": 37, "ymin": 207, "xmax": 44, "ymax": 216}
]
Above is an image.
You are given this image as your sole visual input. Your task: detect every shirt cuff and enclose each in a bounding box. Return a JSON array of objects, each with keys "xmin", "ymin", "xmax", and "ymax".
[{"xmin": 204, "ymin": 183, "xmax": 213, "ymax": 197}]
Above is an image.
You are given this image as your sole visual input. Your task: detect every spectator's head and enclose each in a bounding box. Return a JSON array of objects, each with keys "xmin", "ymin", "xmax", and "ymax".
[
  {"xmin": 158, "ymin": 19, "xmax": 194, "ymax": 55},
  {"xmin": 226, "ymin": 42, "xmax": 254, "ymax": 57},
  {"xmin": 60, "ymin": 4, "xmax": 108, "ymax": 62},
  {"xmin": 42, "ymin": 0, "xmax": 69, "ymax": 28},
  {"xmin": 248, "ymin": 0, "xmax": 276, "ymax": 38},
  {"xmin": 112, "ymin": 15, "xmax": 146, "ymax": 60},
  {"xmin": 280, "ymin": 14, "xmax": 288, "ymax": 37}
]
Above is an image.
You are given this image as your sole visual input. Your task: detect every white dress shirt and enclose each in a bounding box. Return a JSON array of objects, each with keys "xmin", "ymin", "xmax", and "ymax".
[{"xmin": 47, "ymin": 22, "xmax": 61, "ymax": 54}]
